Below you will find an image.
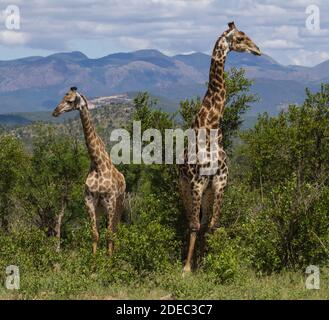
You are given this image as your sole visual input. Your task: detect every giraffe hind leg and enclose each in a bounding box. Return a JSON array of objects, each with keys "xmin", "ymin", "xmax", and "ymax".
[
  {"xmin": 101, "ymin": 194, "xmax": 121, "ymax": 257},
  {"xmin": 199, "ymin": 188, "xmax": 214, "ymax": 263},
  {"xmin": 115, "ymin": 194, "xmax": 124, "ymax": 225}
]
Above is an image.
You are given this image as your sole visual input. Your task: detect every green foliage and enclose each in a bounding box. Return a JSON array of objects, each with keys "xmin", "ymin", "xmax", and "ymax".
[
  {"xmin": 123, "ymin": 92, "xmax": 178, "ymax": 193},
  {"xmin": 241, "ymin": 84, "xmax": 329, "ymax": 189},
  {"xmin": 115, "ymin": 215, "xmax": 179, "ymax": 274},
  {"xmin": 0, "ymin": 227, "xmax": 59, "ymax": 272},
  {"xmin": 222, "ymin": 68, "xmax": 258, "ymax": 151},
  {"xmin": 132, "ymin": 92, "xmax": 175, "ymax": 134},
  {"xmin": 25, "ymin": 126, "xmax": 89, "ymax": 238},
  {"xmin": 232, "ymin": 84, "xmax": 329, "ymax": 272},
  {"xmin": 0, "ymin": 135, "xmax": 29, "ymax": 230},
  {"xmin": 203, "ymin": 228, "xmax": 240, "ymax": 282},
  {"xmin": 245, "ymin": 179, "xmax": 329, "ymax": 273},
  {"xmin": 220, "ymin": 183, "xmax": 261, "ymax": 236},
  {"xmin": 1, "ymin": 79, "xmax": 329, "ymax": 299},
  {"xmin": 179, "ymin": 97, "xmax": 202, "ymax": 130},
  {"xmin": 111, "ymin": 192, "xmax": 180, "ymax": 275}
]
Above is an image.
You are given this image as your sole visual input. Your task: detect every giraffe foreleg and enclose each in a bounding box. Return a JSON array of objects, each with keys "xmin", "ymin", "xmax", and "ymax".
[
  {"xmin": 85, "ymin": 193, "xmax": 99, "ymax": 254},
  {"xmin": 199, "ymin": 188, "xmax": 214, "ymax": 262},
  {"xmin": 183, "ymin": 183, "xmax": 204, "ymax": 274},
  {"xmin": 179, "ymin": 177, "xmax": 193, "ymax": 226}
]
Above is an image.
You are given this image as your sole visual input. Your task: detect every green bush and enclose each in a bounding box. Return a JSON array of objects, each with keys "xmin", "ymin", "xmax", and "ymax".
[
  {"xmin": 115, "ymin": 213, "xmax": 179, "ymax": 274},
  {"xmin": 202, "ymin": 228, "xmax": 240, "ymax": 282},
  {"xmin": 220, "ymin": 183, "xmax": 261, "ymax": 236},
  {"xmin": 1, "ymin": 85, "xmax": 329, "ymax": 298},
  {"xmin": 0, "ymin": 227, "xmax": 59, "ymax": 272},
  {"xmin": 246, "ymin": 179, "xmax": 329, "ymax": 273},
  {"xmin": 244, "ymin": 210, "xmax": 282, "ymax": 273}
]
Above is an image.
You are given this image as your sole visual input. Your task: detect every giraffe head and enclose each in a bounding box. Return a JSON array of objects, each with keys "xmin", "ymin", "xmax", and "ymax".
[
  {"xmin": 52, "ymin": 87, "xmax": 87, "ymax": 117},
  {"xmin": 225, "ymin": 22, "xmax": 261, "ymax": 56}
]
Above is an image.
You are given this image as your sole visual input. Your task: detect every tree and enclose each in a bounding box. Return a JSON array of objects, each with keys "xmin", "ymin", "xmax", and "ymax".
[
  {"xmin": 123, "ymin": 92, "xmax": 177, "ymax": 194},
  {"xmin": 179, "ymin": 97, "xmax": 202, "ymax": 130},
  {"xmin": 25, "ymin": 126, "xmax": 89, "ymax": 251},
  {"xmin": 0, "ymin": 135, "xmax": 29, "ymax": 231},
  {"xmin": 120, "ymin": 93, "xmax": 182, "ymax": 232},
  {"xmin": 241, "ymin": 84, "xmax": 329, "ymax": 190},
  {"xmin": 222, "ymin": 68, "xmax": 259, "ymax": 151}
]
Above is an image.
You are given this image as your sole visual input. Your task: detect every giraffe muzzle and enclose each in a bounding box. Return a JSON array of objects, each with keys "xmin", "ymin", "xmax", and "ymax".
[
  {"xmin": 52, "ymin": 104, "xmax": 65, "ymax": 117},
  {"xmin": 251, "ymin": 46, "xmax": 261, "ymax": 56}
]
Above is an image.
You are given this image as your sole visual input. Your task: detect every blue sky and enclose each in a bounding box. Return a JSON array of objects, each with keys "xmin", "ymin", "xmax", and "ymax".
[{"xmin": 0, "ymin": 0, "xmax": 328, "ymax": 66}]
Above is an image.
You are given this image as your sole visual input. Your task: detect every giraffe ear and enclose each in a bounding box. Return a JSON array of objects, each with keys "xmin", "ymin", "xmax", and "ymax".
[{"xmin": 228, "ymin": 22, "xmax": 236, "ymax": 30}]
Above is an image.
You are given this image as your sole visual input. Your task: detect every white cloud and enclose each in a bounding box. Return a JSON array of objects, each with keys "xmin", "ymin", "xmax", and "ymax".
[
  {"xmin": 289, "ymin": 49, "xmax": 329, "ymax": 66},
  {"xmin": 299, "ymin": 28, "xmax": 329, "ymax": 37},
  {"xmin": 0, "ymin": 0, "xmax": 327, "ymax": 66},
  {"xmin": 227, "ymin": 3, "xmax": 287, "ymax": 17},
  {"xmin": 263, "ymin": 39, "xmax": 302, "ymax": 49},
  {"xmin": 117, "ymin": 36, "xmax": 152, "ymax": 51},
  {"xmin": 0, "ymin": 31, "xmax": 29, "ymax": 45}
]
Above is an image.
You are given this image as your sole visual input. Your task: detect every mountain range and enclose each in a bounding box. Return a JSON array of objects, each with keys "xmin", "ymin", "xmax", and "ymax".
[{"xmin": 0, "ymin": 49, "xmax": 327, "ymax": 116}]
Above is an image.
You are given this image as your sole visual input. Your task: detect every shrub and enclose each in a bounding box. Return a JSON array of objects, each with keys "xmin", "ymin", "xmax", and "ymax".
[
  {"xmin": 0, "ymin": 227, "xmax": 59, "ymax": 272},
  {"xmin": 246, "ymin": 179, "xmax": 329, "ymax": 273},
  {"xmin": 202, "ymin": 228, "xmax": 240, "ymax": 282},
  {"xmin": 220, "ymin": 183, "xmax": 261, "ymax": 236},
  {"xmin": 114, "ymin": 213, "xmax": 179, "ymax": 274}
]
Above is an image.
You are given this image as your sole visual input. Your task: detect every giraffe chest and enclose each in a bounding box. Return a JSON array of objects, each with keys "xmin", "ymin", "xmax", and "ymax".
[
  {"xmin": 179, "ymin": 143, "xmax": 228, "ymax": 181},
  {"xmin": 85, "ymin": 168, "xmax": 125, "ymax": 195},
  {"xmin": 86, "ymin": 170, "xmax": 113, "ymax": 193}
]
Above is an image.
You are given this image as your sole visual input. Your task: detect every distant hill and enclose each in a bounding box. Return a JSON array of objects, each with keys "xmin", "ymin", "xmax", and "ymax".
[
  {"xmin": 0, "ymin": 49, "xmax": 327, "ymax": 116},
  {"xmin": 0, "ymin": 93, "xmax": 177, "ymax": 127},
  {"xmin": 0, "ymin": 114, "xmax": 32, "ymax": 126},
  {"xmin": 6, "ymin": 102, "xmax": 135, "ymax": 148}
]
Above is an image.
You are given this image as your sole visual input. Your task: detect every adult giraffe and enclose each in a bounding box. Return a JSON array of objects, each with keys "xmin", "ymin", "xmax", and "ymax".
[
  {"xmin": 53, "ymin": 87, "xmax": 125, "ymax": 256},
  {"xmin": 179, "ymin": 22, "xmax": 261, "ymax": 273}
]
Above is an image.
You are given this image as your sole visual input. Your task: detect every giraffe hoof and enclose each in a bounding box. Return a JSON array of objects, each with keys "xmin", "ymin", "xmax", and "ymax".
[{"xmin": 182, "ymin": 265, "xmax": 192, "ymax": 277}]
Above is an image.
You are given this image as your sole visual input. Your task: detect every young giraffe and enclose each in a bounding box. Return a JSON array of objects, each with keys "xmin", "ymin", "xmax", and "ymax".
[
  {"xmin": 53, "ymin": 87, "xmax": 126, "ymax": 256},
  {"xmin": 179, "ymin": 22, "xmax": 261, "ymax": 273}
]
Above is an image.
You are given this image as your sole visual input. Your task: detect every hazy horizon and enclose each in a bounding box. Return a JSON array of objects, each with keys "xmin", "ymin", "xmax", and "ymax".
[{"xmin": 0, "ymin": 48, "xmax": 324, "ymax": 68}]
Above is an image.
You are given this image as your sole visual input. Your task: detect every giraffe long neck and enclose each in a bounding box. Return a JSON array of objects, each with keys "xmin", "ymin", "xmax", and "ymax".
[
  {"xmin": 79, "ymin": 104, "xmax": 109, "ymax": 167},
  {"xmin": 194, "ymin": 36, "xmax": 228, "ymax": 129}
]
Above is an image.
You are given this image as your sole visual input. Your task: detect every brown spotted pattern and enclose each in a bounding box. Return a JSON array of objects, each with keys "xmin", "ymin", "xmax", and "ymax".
[
  {"xmin": 53, "ymin": 88, "xmax": 126, "ymax": 256},
  {"xmin": 179, "ymin": 22, "xmax": 261, "ymax": 273}
]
